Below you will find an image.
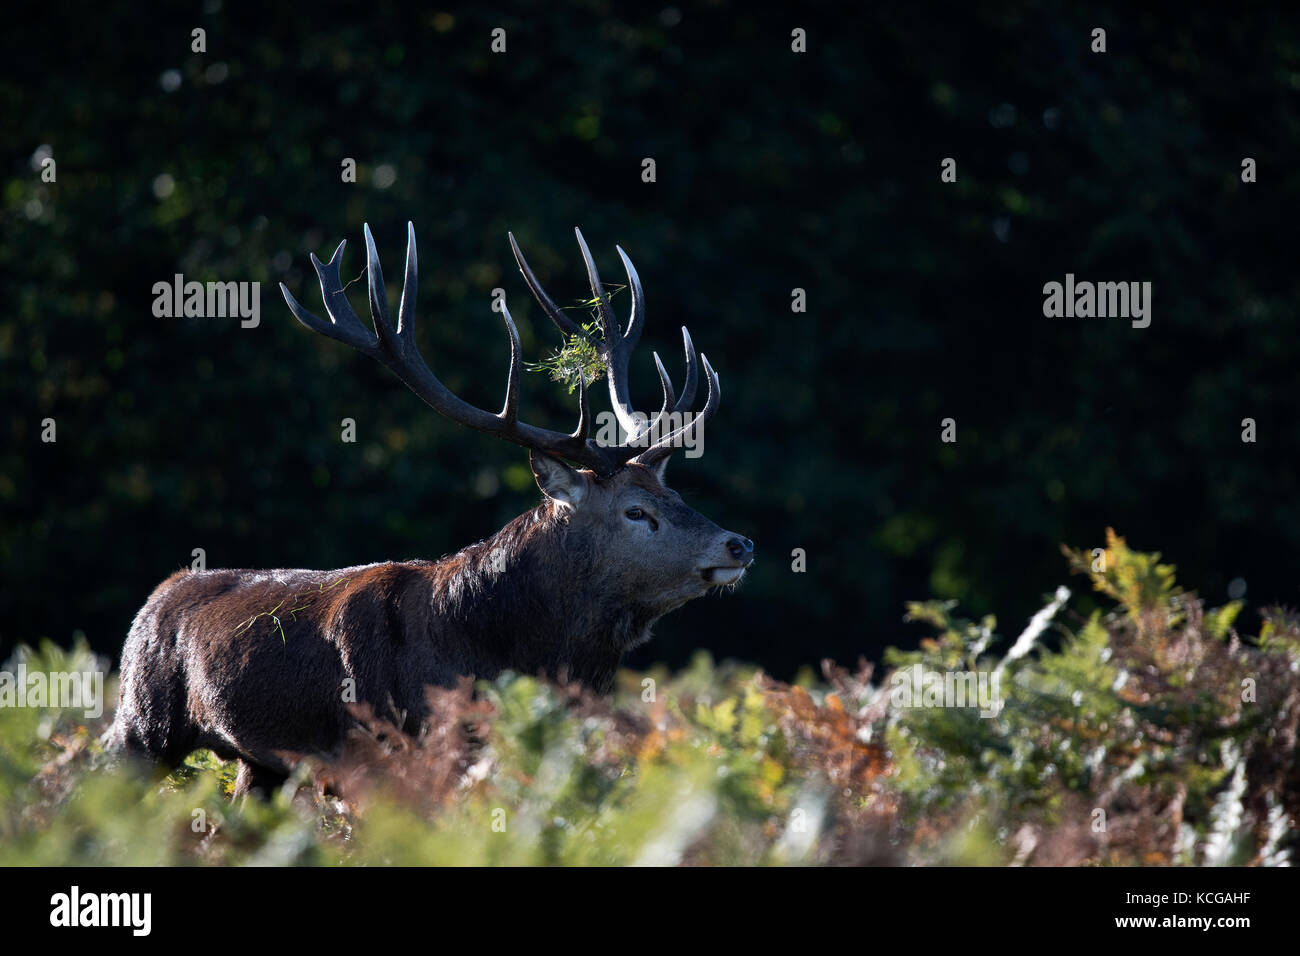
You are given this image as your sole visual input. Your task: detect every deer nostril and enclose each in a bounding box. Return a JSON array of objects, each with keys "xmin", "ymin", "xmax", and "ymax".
[{"xmin": 726, "ymin": 537, "xmax": 752, "ymax": 560}]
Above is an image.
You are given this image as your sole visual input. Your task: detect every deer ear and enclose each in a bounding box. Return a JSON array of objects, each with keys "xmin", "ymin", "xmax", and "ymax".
[{"xmin": 530, "ymin": 450, "xmax": 588, "ymax": 508}]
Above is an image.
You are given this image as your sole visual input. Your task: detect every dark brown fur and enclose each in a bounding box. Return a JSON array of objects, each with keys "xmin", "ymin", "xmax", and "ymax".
[{"xmin": 107, "ymin": 460, "xmax": 752, "ymax": 795}]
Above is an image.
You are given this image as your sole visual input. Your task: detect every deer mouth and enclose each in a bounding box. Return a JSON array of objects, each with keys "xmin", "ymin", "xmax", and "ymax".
[{"xmin": 700, "ymin": 566, "xmax": 747, "ymax": 586}]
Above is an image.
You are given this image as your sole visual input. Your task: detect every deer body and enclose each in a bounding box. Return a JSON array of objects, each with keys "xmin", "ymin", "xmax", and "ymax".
[{"xmin": 110, "ymin": 224, "xmax": 752, "ymax": 795}]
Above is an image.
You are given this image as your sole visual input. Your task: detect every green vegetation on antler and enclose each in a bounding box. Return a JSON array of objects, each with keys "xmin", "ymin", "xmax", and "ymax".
[
  {"xmin": 524, "ymin": 318, "xmax": 608, "ymax": 394},
  {"xmin": 523, "ymin": 287, "xmax": 624, "ymax": 394}
]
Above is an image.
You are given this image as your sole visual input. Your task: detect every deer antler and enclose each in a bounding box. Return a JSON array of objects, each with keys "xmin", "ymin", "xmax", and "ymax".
[
  {"xmin": 509, "ymin": 227, "xmax": 719, "ymax": 471},
  {"xmin": 281, "ymin": 223, "xmax": 717, "ymax": 475}
]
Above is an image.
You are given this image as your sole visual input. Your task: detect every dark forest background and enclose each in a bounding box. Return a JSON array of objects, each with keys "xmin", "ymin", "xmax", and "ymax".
[{"xmin": 3, "ymin": 2, "xmax": 1297, "ymax": 679}]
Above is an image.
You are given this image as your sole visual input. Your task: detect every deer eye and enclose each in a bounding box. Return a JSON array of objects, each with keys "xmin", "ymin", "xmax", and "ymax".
[{"xmin": 625, "ymin": 507, "xmax": 659, "ymax": 531}]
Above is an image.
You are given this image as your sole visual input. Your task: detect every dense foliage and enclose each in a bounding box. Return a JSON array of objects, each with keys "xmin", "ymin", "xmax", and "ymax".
[
  {"xmin": 3, "ymin": 535, "xmax": 1294, "ymax": 865},
  {"xmin": 4, "ymin": 4, "xmax": 1300, "ymax": 677}
]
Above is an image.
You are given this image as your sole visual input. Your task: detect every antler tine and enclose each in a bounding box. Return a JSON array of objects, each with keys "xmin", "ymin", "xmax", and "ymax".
[
  {"xmin": 643, "ymin": 327, "xmax": 699, "ymax": 431},
  {"xmin": 396, "ymin": 221, "xmax": 418, "ymax": 336},
  {"xmin": 645, "ymin": 352, "xmax": 675, "ymax": 435},
  {"xmin": 508, "ymin": 232, "xmax": 583, "ymax": 337},
  {"xmin": 673, "ymin": 326, "xmax": 698, "ymax": 413},
  {"xmin": 572, "ymin": 374, "xmax": 591, "ymax": 443},
  {"xmin": 499, "ymin": 300, "xmax": 522, "ymax": 427},
  {"xmin": 279, "ymin": 240, "xmax": 376, "ymax": 353},
  {"xmin": 614, "ymin": 246, "xmax": 644, "ymax": 349},
  {"xmin": 639, "ymin": 328, "xmax": 704, "ymax": 465},
  {"xmin": 574, "ymin": 228, "xmax": 617, "ymax": 338},
  {"xmin": 633, "ymin": 353, "xmax": 721, "ymax": 470},
  {"xmin": 363, "ymin": 223, "xmax": 401, "ymax": 356}
]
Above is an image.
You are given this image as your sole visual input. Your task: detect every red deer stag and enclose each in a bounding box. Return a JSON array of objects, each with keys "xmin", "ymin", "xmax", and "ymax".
[{"xmin": 108, "ymin": 223, "xmax": 753, "ymax": 795}]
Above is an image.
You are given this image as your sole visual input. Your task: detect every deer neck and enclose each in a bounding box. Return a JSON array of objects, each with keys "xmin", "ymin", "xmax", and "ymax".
[{"xmin": 488, "ymin": 506, "xmax": 661, "ymax": 690}]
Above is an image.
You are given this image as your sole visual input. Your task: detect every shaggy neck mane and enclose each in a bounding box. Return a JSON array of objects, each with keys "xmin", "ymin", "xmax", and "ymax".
[{"xmin": 423, "ymin": 503, "xmax": 656, "ymax": 691}]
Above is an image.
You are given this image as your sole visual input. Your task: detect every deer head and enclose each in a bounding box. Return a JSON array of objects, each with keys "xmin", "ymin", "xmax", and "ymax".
[{"xmin": 528, "ymin": 454, "xmax": 753, "ymax": 633}]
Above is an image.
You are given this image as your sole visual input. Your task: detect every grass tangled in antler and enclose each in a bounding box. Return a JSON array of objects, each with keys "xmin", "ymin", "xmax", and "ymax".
[{"xmin": 524, "ymin": 286, "xmax": 624, "ymax": 393}]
